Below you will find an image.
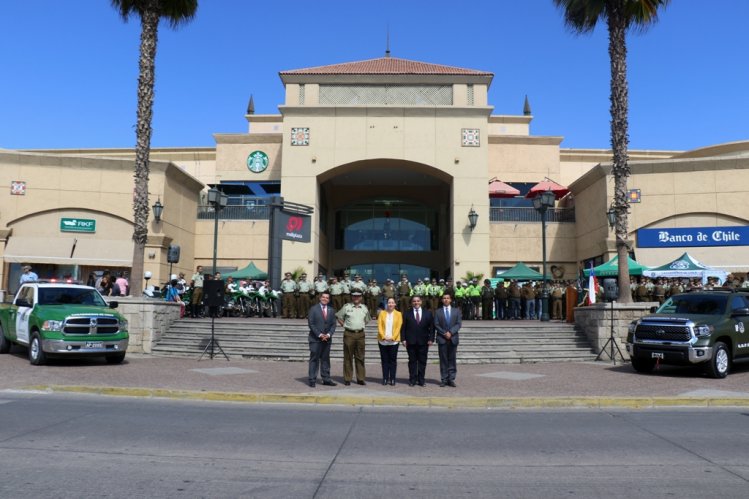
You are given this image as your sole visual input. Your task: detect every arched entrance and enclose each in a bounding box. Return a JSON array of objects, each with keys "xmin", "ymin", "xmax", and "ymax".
[{"xmin": 318, "ymin": 159, "xmax": 452, "ymax": 280}]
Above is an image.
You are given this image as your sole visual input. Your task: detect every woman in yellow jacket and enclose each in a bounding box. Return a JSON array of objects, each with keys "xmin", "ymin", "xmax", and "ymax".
[{"xmin": 377, "ymin": 297, "xmax": 402, "ymax": 385}]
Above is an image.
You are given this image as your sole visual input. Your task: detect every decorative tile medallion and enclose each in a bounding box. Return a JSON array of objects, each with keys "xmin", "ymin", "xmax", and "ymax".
[
  {"xmin": 462, "ymin": 128, "xmax": 480, "ymax": 147},
  {"xmin": 11, "ymin": 181, "xmax": 26, "ymax": 195},
  {"xmin": 291, "ymin": 127, "xmax": 310, "ymax": 146}
]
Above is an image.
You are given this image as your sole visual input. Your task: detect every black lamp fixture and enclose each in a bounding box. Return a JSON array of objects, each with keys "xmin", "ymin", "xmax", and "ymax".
[
  {"xmin": 533, "ymin": 189, "xmax": 556, "ymax": 322},
  {"xmin": 606, "ymin": 205, "xmax": 617, "ymax": 229},
  {"xmin": 468, "ymin": 206, "xmax": 478, "ymax": 231},
  {"xmin": 152, "ymin": 198, "xmax": 164, "ymax": 222}
]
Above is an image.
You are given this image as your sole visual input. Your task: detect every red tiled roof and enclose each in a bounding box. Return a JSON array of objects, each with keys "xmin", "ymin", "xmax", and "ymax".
[{"xmin": 280, "ymin": 57, "xmax": 492, "ymax": 76}]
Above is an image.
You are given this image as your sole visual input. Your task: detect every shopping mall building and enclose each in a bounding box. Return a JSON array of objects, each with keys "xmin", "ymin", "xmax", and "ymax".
[{"xmin": 1, "ymin": 55, "xmax": 747, "ymax": 293}]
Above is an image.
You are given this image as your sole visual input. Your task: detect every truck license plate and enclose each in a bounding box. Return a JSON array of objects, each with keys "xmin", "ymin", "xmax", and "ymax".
[
  {"xmin": 651, "ymin": 352, "xmax": 664, "ymax": 359},
  {"xmin": 85, "ymin": 341, "xmax": 104, "ymax": 349}
]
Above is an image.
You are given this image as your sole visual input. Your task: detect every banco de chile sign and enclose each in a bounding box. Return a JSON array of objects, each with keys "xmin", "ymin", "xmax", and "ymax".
[{"xmin": 638, "ymin": 226, "xmax": 748, "ymax": 248}]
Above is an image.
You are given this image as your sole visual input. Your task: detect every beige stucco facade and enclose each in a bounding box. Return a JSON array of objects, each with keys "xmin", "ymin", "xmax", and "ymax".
[{"xmin": 3, "ymin": 55, "xmax": 748, "ymax": 293}]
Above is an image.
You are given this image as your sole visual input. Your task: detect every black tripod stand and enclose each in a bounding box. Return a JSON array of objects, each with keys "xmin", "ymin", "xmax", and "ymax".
[
  {"xmin": 199, "ymin": 279, "xmax": 229, "ymax": 361},
  {"xmin": 199, "ymin": 315, "xmax": 229, "ymax": 361},
  {"xmin": 596, "ymin": 299, "xmax": 625, "ymax": 364}
]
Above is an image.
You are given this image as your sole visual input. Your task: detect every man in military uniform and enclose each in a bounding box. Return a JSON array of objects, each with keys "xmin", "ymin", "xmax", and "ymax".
[
  {"xmin": 468, "ymin": 279, "xmax": 481, "ymax": 320},
  {"xmin": 336, "ymin": 290, "xmax": 371, "ymax": 385},
  {"xmin": 653, "ymin": 278, "xmax": 666, "ymax": 305},
  {"xmin": 494, "ymin": 281, "xmax": 507, "ymax": 320},
  {"xmin": 551, "ymin": 281, "xmax": 564, "ymax": 320},
  {"xmin": 341, "ymin": 272, "xmax": 353, "ymax": 304},
  {"xmin": 429, "ymin": 279, "xmax": 442, "ymax": 311},
  {"xmin": 635, "ymin": 277, "xmax": 650, "ymax": 302},
  {"xmin": 521, "ymin": 282, "xmax": 535, "ymax": 320},
  {"xmin": 454, "ymin": 280, "xmax": 465, "ymax": 317},
  {"xmin": 397, "ymin": 275, "xmax": 412, "ymax": 312},
  {"xmin": 329, "ymin": 276, "xmax": 344, "ymax": 310},
  {"xmin": 350, "ymin": 274, "xmax": 367, "ymax": 294},
  {"xmin": 382, "ymin": 278, "xmax": 396, "ymax": 304},
  {"xmin": 480, "ymin": 279, "xmax": 494, "ymax": 320},
  {"xmin": 297, "ymin": 273, "xmax": 314, "ymax": 319},
  {"xmin": 508, "ymin": 280, "xmax": 521, "ymax": 320},
  {"xmin": 314, "ymin": 273, "xmax": 328, "ymax": 299},
  {"xmin": 413, "ymin": 279, "xmax": 426, "ymax": 301},
  {"xmin": 367, "ymin": 279, "xmax": 381, "ymax": 312},
  {"xmin": 280, "ymin": 272, "xmax": 298, "ymax": 319},
  {"xmin": 668, "ymin": 279, "xmax": 682, "ymax": 298}
]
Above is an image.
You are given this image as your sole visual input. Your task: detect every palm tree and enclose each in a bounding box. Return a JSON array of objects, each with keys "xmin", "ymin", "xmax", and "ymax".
[
  {"xmin": 111, "ymin": 0, "xmax": 198, "ymax": 296},
  {"xmin": 553, "ymin": 0, "xmax": 669, "ymax": 303}
]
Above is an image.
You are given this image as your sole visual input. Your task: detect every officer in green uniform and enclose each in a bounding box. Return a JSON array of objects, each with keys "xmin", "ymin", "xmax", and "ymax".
[
  {"xmin": 297, "ymin": 273, "xmax": 314, "ymax": 319},
  {"xmin": 494, "ymin": 281, "xmax": 507, "ymax": 320},
  {"xmin": 653, "ymin": 279, "xmax": 666, "ymax": 305},
  {"xmin": 341, "ymin": 272, "xmax": 353, "ymax": 304},
  {"xmin": 280, "ymin": 272, "xmax": 298, "ymax": 319},
  {"xmin": 413, "ymin": 279, "xmax": 426, "ymax": 301},
  {"xmin": 551, "ymin": 282, "xmax": 564, "ymax": 320},
  {"xmin": 382, "ymin": 279, "xmax": 396, "ymax": 304},
  {"xmin": 469, "ymin": 279, "xmax": 481, "ymax": 320},
  {"xmin": 350, "ymin": 274, "xmax": 367, "ymax": 297},
  {"xmin": 367, "ymin": 279, "xmax": 381, "ymax": 312},
  {"xmin": 314, "ymin": 273, "xmax": 328, "ymax": 299},
  {"xmin": 481, "ymin": 279, "xmax": 494, "ymax": 320},
  {"xmin": 329, "ymin": 276, "xmax": 344, "ymax": 310},
  {"xmin": 397, "ymin": 275, "xmax": 412, "ymax": 312},
  {"xmin": 454, "ymin": 280, "xmax": 465, "ymax": 316},
  {"xmin": 336, "ymin": 290, "xmax": 371, "ymax": 385}
]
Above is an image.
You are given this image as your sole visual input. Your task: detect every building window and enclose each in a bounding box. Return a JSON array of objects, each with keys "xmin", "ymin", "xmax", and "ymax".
[
  {"xmin": 299, "ymin": 84, "xmax": 305, "ymax": 105},
  {"xmin": 467, "ymin": 84, "xmax": 474, "ymax": 105}
]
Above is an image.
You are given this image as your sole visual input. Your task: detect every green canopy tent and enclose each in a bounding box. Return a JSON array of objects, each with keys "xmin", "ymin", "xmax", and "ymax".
[
  {"xmin": 643, "ymin": 252, "xmax": 728, "ymax": 284},
  {"xmin": 583, "ymin": 255, "xmax": 649, "ymax": 278},
  {"xmin": 224, "ymin": 261, "xmax": 268, "ymax": 280},
  {"xmin": 498, "ymin": 262, "xmax": 547, "ymax": 281}
]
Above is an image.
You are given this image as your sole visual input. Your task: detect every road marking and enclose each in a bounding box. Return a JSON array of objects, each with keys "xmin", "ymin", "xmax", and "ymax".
[
  {"xmin": 477, "ymin": 371, "xmax": 546, "ymax": 381},
  {"xmin": 190, "ymin": 367, "xmax": 258, "ymax": 376}
]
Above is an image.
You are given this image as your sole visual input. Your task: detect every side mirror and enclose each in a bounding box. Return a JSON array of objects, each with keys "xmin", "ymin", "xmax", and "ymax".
[
  {"xmin": 731, "ymin": 307, "xmax": 749, "ymax": 317},
  {"xmin": 649, "ymin": 306, "xmax": 658, "ymax": 313},
  {"xmin": 15, "ymin": 299, "xmax": 32, "ymax": 308},
  {"xmin": 108, "ymin": 301, "xmax": 119, "ymax": 309}
]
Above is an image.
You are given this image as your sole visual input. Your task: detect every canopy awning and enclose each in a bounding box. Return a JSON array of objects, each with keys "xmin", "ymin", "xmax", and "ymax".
[
  {"xmin": 3, "ymin": 236, "xmax": 133, "ymax": 267},
  {"xmin": 225, "ymin": 261, "xmax": 268, "ymax": 280},
  {"xmin": 583, "ymin": 255, "xmax": 650, "ymax": 277},
  {"xmin": 498, "ymin": 262, "xmax": 548, "ymax": 280},
  {"xmin": 643, "ymin": 252, "xmax": 728, "ymax": 283}
]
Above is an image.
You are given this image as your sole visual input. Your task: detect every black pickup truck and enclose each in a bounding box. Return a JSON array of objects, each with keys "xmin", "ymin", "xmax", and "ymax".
[{"xmin": 626, "ymin": 290, "xmax": 749, "ymax": 378}]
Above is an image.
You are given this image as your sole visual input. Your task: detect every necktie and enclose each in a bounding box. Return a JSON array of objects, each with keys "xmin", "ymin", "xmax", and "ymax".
[
  {"xmin": 322, "ymin": 306, "xmax": 327, "ymax": 320},
  {"xmin": 445, "ymin": 307, "xmax": 450, "ymax": 323},
  {"xmin": 416, "ymin": 309, "xmax": 420, "ymax": 323}
]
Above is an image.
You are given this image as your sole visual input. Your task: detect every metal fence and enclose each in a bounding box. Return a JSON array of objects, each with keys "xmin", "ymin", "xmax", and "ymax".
[
  {"xmin": 489, "ymin": 207, "xmax": 575, "ymax": 223},
  {"xmin": 197, "ymin": 205, "xmax": 270, "ymax": 220}
]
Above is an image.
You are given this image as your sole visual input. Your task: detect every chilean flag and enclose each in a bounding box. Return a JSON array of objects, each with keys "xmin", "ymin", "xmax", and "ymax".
[{"xmin": 588, "ymin": 263, "xmax": 599, "ymax": 305}]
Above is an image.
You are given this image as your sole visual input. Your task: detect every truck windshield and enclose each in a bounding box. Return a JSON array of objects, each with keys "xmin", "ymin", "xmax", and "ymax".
[
  {"xmin": 38, "ymin": 288, "xmax": 108, "ymax": 307},
  {"xmin": 657, "ymin": 294, "xmax": 727, "ymax": 316}
]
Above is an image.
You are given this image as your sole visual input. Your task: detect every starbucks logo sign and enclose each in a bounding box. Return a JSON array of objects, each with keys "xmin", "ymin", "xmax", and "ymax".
[{"xmin": 247, "ymin": 151, "xmax": 269, "ymax": 173}]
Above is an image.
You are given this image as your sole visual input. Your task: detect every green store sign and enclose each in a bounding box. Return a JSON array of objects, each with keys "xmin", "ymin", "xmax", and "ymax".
[
  {"xmin": 60, "ymin": 218, "xmax": 96, "ymax": 233},
  {"xmin": 247, "ymin": 150, "xmax": 269, "ymax": 173}
]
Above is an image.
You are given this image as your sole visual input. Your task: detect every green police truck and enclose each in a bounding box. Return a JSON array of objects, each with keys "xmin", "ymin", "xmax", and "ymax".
[
  {"xmin": 0, "ymin": 282, "xmax": 128, "ymax": 365},
  {"xmin": 626, "ymin": 290, "xmax": 749, "ymax": 378}
]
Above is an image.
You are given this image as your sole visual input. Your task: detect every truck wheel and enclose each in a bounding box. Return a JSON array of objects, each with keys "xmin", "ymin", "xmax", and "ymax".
[
  {"xmin": 0, "ymin": 325, "xmax": 10, "ymax": 354},
  {"xmin": 705, "ymin": 341, "xmax": 730, "ymax": 379},
  {"xmin": 28, "ymin": 332, "xmax": 46, "ymax": 366},
  {"xmin": 631, "ymin": 357, "xmax": 656, "ymax": 373},
  {"xmin": 105, "ymin": 353, "xmax": 126, "ymax": 364}
]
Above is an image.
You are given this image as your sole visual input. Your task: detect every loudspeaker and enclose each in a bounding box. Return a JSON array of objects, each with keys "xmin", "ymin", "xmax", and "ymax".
[
  {"xmin": 603, "ymin": 278, "xmax": 619, "ymax": 302},
  {"xmin": 203, "ymin": 280, "xmax": 225, "ymax": 306},
  {"xmin": 167, "ymin": 244, "xmax": 181, "ymax": 263}
]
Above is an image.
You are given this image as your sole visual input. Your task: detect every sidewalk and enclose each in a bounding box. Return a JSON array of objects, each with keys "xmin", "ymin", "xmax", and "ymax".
[{"xmin": 2, "ymin": 347, "xmax": 749, "ymax": 408}]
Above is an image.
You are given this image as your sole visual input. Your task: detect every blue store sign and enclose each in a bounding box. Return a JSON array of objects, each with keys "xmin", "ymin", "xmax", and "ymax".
[{"xmin": 638, "ymin": 226, "xmax": 748, "ymax": 248}]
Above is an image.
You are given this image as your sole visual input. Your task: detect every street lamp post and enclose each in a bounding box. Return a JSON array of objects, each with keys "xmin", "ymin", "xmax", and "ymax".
[
  {"xmin": 207, "ymin": 188, "xmax": 228, "ymax": 275},
  {"xmin": 533, "ymin": 189, "xmax": 556, "ymax": 322}
]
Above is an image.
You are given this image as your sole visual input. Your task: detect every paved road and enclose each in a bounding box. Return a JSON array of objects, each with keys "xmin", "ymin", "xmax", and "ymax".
[{"xmin": 0, "ymin": 392, "xmax": 747, "ymax": 498}]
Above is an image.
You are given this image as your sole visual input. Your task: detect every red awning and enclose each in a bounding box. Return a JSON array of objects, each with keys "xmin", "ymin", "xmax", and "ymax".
[
  {"xmin": 525, "ymin": 179, "xmax": 570, "ymax": 199},
  {"xmin": 488, "ymin": 180, "xmax": 520, "ymax": 198}
]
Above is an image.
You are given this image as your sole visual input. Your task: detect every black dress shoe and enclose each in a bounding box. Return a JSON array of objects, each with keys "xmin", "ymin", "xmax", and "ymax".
[
  {"xmin": 382, "ymin": 380, "xmax": 388, "ymax": 386},
  {"xmin": 448, "ymin": 381, "xmax": 456, "ymax": 387},
  {"xmin": 357, "ymin": 380, "xmax": 366, "ymax": 386},
  {"xmin": 439, "ymin": 381, "xmax": 446, "ymax": 387},
  {"xmin": 389, "ymin": 380, "xmax": 395, "ymax": 386},
  {"xmin": 322, "ymin": 380, "xmax": 337, "ymax": 386},
  {"xmin": 408, "ymin": 382, "xmax": 415, "ymax": 387},
  {"xmin": 418, "ymin": 382, "xmax": 425, "ymax": 387},
  {"xmin": 308, "ymin": 381, "xmax": 316, "ymax": 388},
  {"xmin": 344, "ymin": 381, "xmax": 351, "ymax": 386}
]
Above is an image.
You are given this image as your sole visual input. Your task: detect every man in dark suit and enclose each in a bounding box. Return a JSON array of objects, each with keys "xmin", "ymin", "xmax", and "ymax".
[
  {"xmin": 307, "ymin": 291, "xmax": 337, "ymax": 387},
  {"xmin": 402, "ymin": 296, "xmax": 434, "ymax": 387},
  {"xmin": 434, "ymin": 291, "xmax": 462, "ymax": 387}
]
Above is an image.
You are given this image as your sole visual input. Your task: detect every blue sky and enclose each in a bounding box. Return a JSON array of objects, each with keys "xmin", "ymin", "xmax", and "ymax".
[{"xmin": 2, "ymin": 1, "xmax": 747, "ymax": 152}]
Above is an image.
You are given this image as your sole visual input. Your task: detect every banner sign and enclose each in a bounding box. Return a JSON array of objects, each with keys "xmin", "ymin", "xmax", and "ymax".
[
  {"xmin": 276, "ymin": 210, "xmax": 310, "ymax": 242},
  {"xmin": 637, "ymin": 226, "xmax": 748, "ymax": 248},
  {"xmin": 60, "ymin": 218, "xmax": 96, "ymax": 233}
]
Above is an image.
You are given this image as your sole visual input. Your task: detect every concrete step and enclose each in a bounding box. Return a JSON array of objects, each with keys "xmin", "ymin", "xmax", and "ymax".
[{"xmin": 151, "ymin": 318, "xmax": 595, "ymax": 364}]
